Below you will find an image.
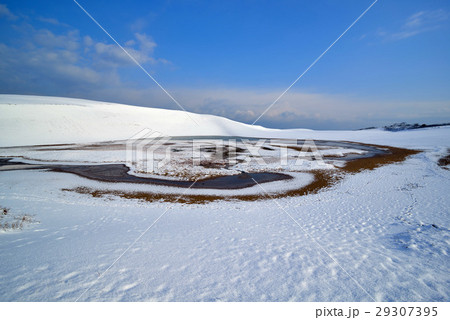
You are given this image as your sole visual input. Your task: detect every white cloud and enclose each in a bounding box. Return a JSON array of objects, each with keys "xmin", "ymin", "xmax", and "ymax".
[
  {"xmin": 135, "ymin": 33, "xmax": 157, "ymax": 53},
  {"xmin": 93, "ymin": 33, "xmax": 164, "ymax": 67},
  {"xmin": 130, "ymin": 18, "xmax": 148, "ymax": 32},
  {"xmin": 37, "ymin": 17, "xmax": 69, "ymax": 27},
  {"xmin": 404, "ymin": 10, "xmax": 448, "ymax": 29},
  {"xmin": 0, "ymin": 41, "xmax": 104, "ymax": 89},
  {"xmin": 33, "ymin": 29, "xmax": 80, "ymax": 51},
  {"xmin": 380, "ymin": 9, "xmax": 449, "ymax": 41},
  {"xmin": 0, "ymin": 12, "xmax": 169, "ymax": 95},
  {"xmin": 77, "ymin": 86, "xmax": 450, "ymax": 129},
  {"xmin": 0, "ymin": 3, "xmax": 17, "ymax": 20},
  {"xmin": 83, "ymin": 35, "xmax": 94, "ymax": 47},
  {"xmin": 173, "ymin": 88, "xmax": 450, "ymax": 128}
]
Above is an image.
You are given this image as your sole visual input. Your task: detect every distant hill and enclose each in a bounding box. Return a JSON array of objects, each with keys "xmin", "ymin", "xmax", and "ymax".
[
  {"xmin": 383, "ymin": 122, "xmax": 450, "ymax": 131},
  {"xmin": 358, "ymin": 122, "xmax": 450, "ymax": 132}
]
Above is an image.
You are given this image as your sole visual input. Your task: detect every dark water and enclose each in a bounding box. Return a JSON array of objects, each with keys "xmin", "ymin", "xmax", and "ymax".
[
  {"xmin": 51, "ymin": 164, "xmax": 292, "ymax": 189},
  {"xmin": 0, "ymin": 158, "xmax": 291, "ymax": 190},
  {"xmin": 0, "ymin": 139, "xmax": 388, "ymax": 189}
]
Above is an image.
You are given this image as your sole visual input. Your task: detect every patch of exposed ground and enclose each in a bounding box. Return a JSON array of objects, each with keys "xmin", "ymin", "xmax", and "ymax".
[{"xmin": 64, "ymin": 144, "xmax": 420, "ymax": 204}]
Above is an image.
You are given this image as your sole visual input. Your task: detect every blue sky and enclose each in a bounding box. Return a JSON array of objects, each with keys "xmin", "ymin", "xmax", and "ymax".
[{"xmin": 0, "ymin": 0, "xmax": 449, "ymax": 129}]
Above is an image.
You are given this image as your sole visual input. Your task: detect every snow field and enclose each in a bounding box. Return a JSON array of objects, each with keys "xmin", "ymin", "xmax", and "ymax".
[{"xmin": 0, "ymin": 149, "xmax": 448, "ymax": 301}]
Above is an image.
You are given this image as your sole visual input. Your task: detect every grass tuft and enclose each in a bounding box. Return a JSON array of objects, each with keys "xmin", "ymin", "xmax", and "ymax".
[{"xmin": 0, "ymin": 206, "xmax": 36, "ymax": 231}]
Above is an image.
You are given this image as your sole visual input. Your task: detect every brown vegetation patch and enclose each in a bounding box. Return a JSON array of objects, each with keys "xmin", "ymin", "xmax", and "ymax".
[
  {"xmin": 437, "ymin": 151, "xmax": 450, "ymax": 170},
  {"xmin": 342, "ymin": 144, "xmax": 419, "ymax": 173},
  {"xmin": 63, "ymin": 171, "xmax": 333, "ymax": 204}
]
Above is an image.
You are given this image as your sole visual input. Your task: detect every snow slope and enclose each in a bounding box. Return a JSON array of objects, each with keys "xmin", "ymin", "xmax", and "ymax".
[
  {"xmin": 1, "ymin": 94, "xmax": 449, "ymax": 148},
  {"xmin": 0, "ymin": 95, "xmax": 281, "ymax": 147}
]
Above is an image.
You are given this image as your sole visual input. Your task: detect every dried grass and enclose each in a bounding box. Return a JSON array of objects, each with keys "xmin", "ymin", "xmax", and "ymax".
[
  {"xmin": 437, "ymin": 150, "xmax": 450, "ymax": 170},
  {"xmin": 0, "ymin": 206, "xmax": 36, "ymax": 231}
]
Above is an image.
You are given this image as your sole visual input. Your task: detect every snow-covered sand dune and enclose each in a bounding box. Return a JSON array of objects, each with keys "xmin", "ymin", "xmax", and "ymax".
[
  {"xmin": 0, "ymin": 94, "xmax": 279, "ymax": 147},
  {"xmin": 1, "ymin": 94, "xmax": 449, "ymax": 148}
]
